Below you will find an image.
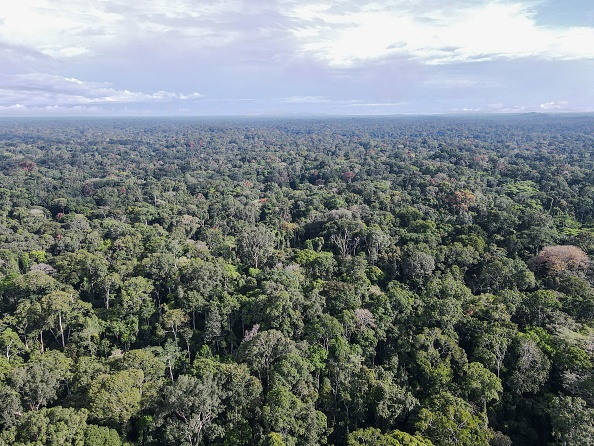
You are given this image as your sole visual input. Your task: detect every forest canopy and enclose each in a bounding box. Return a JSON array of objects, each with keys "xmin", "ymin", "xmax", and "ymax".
[{"xmin": 1, "ymin": 115, "xmax": 594, "ymax": 445}]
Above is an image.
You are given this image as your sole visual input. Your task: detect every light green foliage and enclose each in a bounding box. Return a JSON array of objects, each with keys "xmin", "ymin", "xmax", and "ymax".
[
  {"xmin": 516, "ymin": 290, "xmax": 561, "ymax": 326},
  {"xmin": 388, "ymin": 430, "xmax": 434, "ymax": 446},
  {"xmin": 0, "ymin": 407, "xmax": 122, "ymax": 446},
  {"xmin": 509, "ymin": 336, "xmax": 551, "ymax": 394},
  {"xmin": 1, "ymin": 117, "xmax": 594, "ymax": 446},
  {"xmin": 0, "ymin": 383, "xmax": 22, "ymax": 429},
  {"xmin": 246, "ymin": 274, "xmax": 306, "ymax": 337},
  {"xmin": 115, "ymin": 348, "xmax": 165, "ymax": 404},
  {"xmin": 155, "ymin": 374, "xmax": 225, "ymax": 446},
  {"xmin": 415, "ymin": 392, "xmax": 491, "ymax": 446},
  {"xmin": 10, "ymin": 350, "xmax": 72, "ymax": 411},
  {"xmin": 70, "ymin": 356, "xmax": 108, "ymax": 397},
  {"xmin": 294, "ymin": 249, "xmax": 337, "ymax": 279},
  {"xmin": 384, "ymin": 281, "xmax": 415, "ymax": 322},
  {"xmin": 305, "ymin": 314, "xmax": 342, "ymax": 351},
  {"xmin": 477, "ymin": 257, "xmax": 535, "ymax": 293},
  {"xmin": 191, "ymin": 355, "xmax": 262, "ymax": 435},
  {"xmin": 348, "ymin": 427, "xmax": 400, "ymax": 446},
  {"xmin": 401, "ymin": 250, "xmax": 435, "ymax": 280},
  {"xmin": 238, "ymin": 329, "xmax": 296, "ymax": 385},
  {"xmin": 348, "ymin": 428, "xmax": 433, "ymax": 446},
  {"xmin": 414, "ymin": 328, "xmax": 467, "ymax": 394},
  {"xmin": 262, "ymin": 383, "xmax": 328, "ymax": 446},
  {"xmin": 3, "ymin": 270, "xmax": 60, "ymax": 308},
  {"xmin": 473, "ymin": 323, "xmax": 515, "ymax": 378},
  {"xmin": 40, "ymin": 290, "xmax": 93, "ymax": 349},
  {"xmin": 548, "ymin": 395, "xmax": 594, "ymax": 446},
  {"xmin": 0, "ymin": 327, "xmax": 25, "ymax": 362},
  {"xmin": 11, "ymin": 406, "xmax": 88, "ymax": 446},
  {"xmin": 237, "ymin": 225, "xmax": 276, "ymax": 268},
  {"xmin": 462, "ymin": 362, "xmax": 502, "ymax": 408},
  {"xmin": 53, "ymin": 250, "xmax": 109, "ymax": 299},
  {"xmin": 84, "ymin": 424, "xmax": 122, "ymax": 446},
  {"xmin": 119, "ymin": 276, "xmax": 155, "ymax": 321},
  {"xmin": 160, "ymin": 306, "xmax": 189, "ymax": 342},
  {"xmin": 421, "ymin": 278, "xmax": 470, "ymax": 331},
  {"xmin": 88, "ymin": 369, "xmax": 144, "ymax": 425},
  {"xmin": 369, "ymin": 367, "xmax": 418, "ymax": 429},
  {"xmin": 261, "ymin": 432, "xmax": 286, "ymax": 446}
]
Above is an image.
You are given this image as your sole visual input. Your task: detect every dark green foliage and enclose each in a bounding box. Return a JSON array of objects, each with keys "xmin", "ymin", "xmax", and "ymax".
[
  {"xmin": 153, "ymin": 374, "xmax": 225, "ymax": 445},
  {"xmin": 0, "ymin": 115, "xmax": 593, "ymax": 445}
]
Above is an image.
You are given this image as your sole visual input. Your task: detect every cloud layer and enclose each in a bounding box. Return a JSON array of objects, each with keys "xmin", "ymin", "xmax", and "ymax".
[{"xmin": 0, "ymin": 0, "xmax": 593, "ymax": 115}]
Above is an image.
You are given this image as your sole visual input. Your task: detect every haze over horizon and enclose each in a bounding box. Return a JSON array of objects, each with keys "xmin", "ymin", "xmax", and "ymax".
[{"xmin": 1, "ymin": 0, "xmax": 593, "ymax": 116}]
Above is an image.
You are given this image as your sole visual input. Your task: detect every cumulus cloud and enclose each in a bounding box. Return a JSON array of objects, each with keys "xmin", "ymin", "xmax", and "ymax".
[
  {"xmin": 0, "ymin": 0, "xmax": 295, "ymax": 64},
  {"xmin": 540, "ymin": 101, "xmax": 570, "ymax": 110},
  {"xmin": 0, "ymin": 0, "xmax": 593, "ymax": 114},
  {"xmin": 292, "ymin": 1, "xmax": 594, "ymax": 66},
  {"xmin": 5, "ymin": 0, "xmax": 591, "ymax": 68},
  {"xmin": 281, "ymin": 96, "xmax": 332, "ymax": 104},
  {"xmin": 0, "ymin": 104, "xmax": 103, "ymax": 115},
  {"xmin": 0, "ymin": 74, "xmax": 202, "ymax": 107}
]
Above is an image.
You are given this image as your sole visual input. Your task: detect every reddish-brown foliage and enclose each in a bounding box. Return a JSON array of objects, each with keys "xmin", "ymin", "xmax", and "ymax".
[
  {"xmin": 343, "ymin": 171, "xmax": 355, "ymax": 182},
  {"xmin": 450, "ymin": 190, "xmax": 476, "ymax": 212},
  {"xmin": 532, "ymin": 245, "xmax": 590, "ymax": 273},
  {"xmin": 19, "ymin": 160, "xmax": 37, "ymax": 172}
]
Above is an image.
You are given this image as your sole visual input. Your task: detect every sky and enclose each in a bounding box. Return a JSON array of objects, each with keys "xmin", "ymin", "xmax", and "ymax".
[{"xmin": 0, "ymin": 0, "xmax": 593, "ymax": 116}]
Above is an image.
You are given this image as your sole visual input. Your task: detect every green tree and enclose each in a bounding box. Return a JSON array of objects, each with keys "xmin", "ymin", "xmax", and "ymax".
[
  {"xmin": 515, "ymin": 290, "xmax": 561, "ymax": 327},
  {"xmin": 261, "ymin": 432, "xmax": 286, "ymax": 446},
  {"xmin": 160, "ymin": 305, "xmax": 189, "ymax": 343},
  {"xmin": 10, "ymin": 350, "xmax": 72, "ymax": 411},
  {"xmin": 116, "ymin": 348, "xmax": 166, "ymax": 406},
  {"xmin": 461, "ymin": 362, "xmax": 502, "ymax": 411},
  {"xmin": 154, "ymin": 373, "xmax": 225, "ymax": 446},
  {"xmin": 548, "ymin": 395, "xmax": 594, "ymax": 446},
  {"xmin": 88, "ymin": 369, "xmax": 144, "ymax": 426},
  {"xmin": 415, "ymin": 392, "xmax": 491, "ymax": 446},
  {"xmin": 10, "ymin": 406, "xmax": 88, "ymax": 446},
  {"xmin": 237, "ymin": 225, "xmax": 276, "ymax": 268},
  {"xmin": 39, "ymin": 290, "xmax": 92, "ymax": 350},
  {"xmin": 401, "ymin": 250, "xmax": 435, "ymax": 281},
  {"xmin": 508, "ymin": 336, "xmax": 551, "ymax": 394},
  {"xmin": 369, "ymin": 366, "xmax": 418, "ymax": 430},
  {"xmin": 119, "ymin": 276, "xmax": 155, "ymax": 323},
  {"xmin": 238, "ymin": 329, "xmax": 296, "ymax": 388},
  {"xmin": 0, "ymin": 327, "xmax": 25, "ymax": 362},
  {"xmin": 262, "ymin": 383, "xmax": 328, "ymax": 446},
  {"xmin": 473, "ymin": 323, "xmax": 515, "ymax": 378},
  {"xmin": 0, "ymin": 384, "xmax": 22, "ymax": 430},
  {"xmin": 476, "ymin": 256, "xmax": 535, "ymax": 293},
  {"xmin": 348, "ymin": 427, "xmax": 433, "ymax": 446},
  {"xmin": 84, "ymin": 424, "xmax": 123, "ymax": 446}
]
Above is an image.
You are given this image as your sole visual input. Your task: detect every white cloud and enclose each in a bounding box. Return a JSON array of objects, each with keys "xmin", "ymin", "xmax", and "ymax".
[
  {"xmin": 354, "ymin": 102, "xmax": 408, "ymax": 107},
  {"xmin": 3, "ymin": 1, "xmax": 593, "ymax": 69},
  {"xmin": 540, "ymin": 101, "xmax": 570, "ymax": 110},
  {"xmin": 450, "ymin": 99, "xmax": 581, "ymax": 114},
  {"xmin": 291, "ymin": 1, "xmax": 594, "ymax": 66},
  {"xmin": 0, "ymin": 1, "xmax": 592, "ymax": 115},
  {"xmin": 281, "ymin": 96, "xmax": 331, "ymax": 103},
  {"xmin": 40, "ymin": 46, "xmax": 91, "ymax": 58},
  {"xmin": 0, "ymin": 104, "xmax": 103, "ymax": 115},
  {"xmin": 0, "ymin": 73, "xmax": 202, "ymax": 107},
  {"xmin": 0, "ymin": 0, "xmax": 283, "ymax": 61}
]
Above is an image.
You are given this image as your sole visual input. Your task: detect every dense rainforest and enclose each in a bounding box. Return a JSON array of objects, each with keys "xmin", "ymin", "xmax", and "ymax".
[{"xmin": 0, "ymin": 115, "xmax": 594, "ymax": 446}]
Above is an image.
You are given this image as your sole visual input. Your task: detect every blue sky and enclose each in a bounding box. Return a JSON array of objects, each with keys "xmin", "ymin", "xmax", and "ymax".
[{"xmin": 0, "ymin": 0, "xmax": 593, "ymax": 115}]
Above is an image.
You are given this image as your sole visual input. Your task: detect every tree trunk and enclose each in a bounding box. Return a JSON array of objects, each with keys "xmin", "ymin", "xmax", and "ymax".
[
  {"xmin": 168, "ymin": 359, "xmax": 175, "ymax": 384},
  {"xmin": 59, "ymin": 312, "xmax": 65, "ymax": 349}
]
